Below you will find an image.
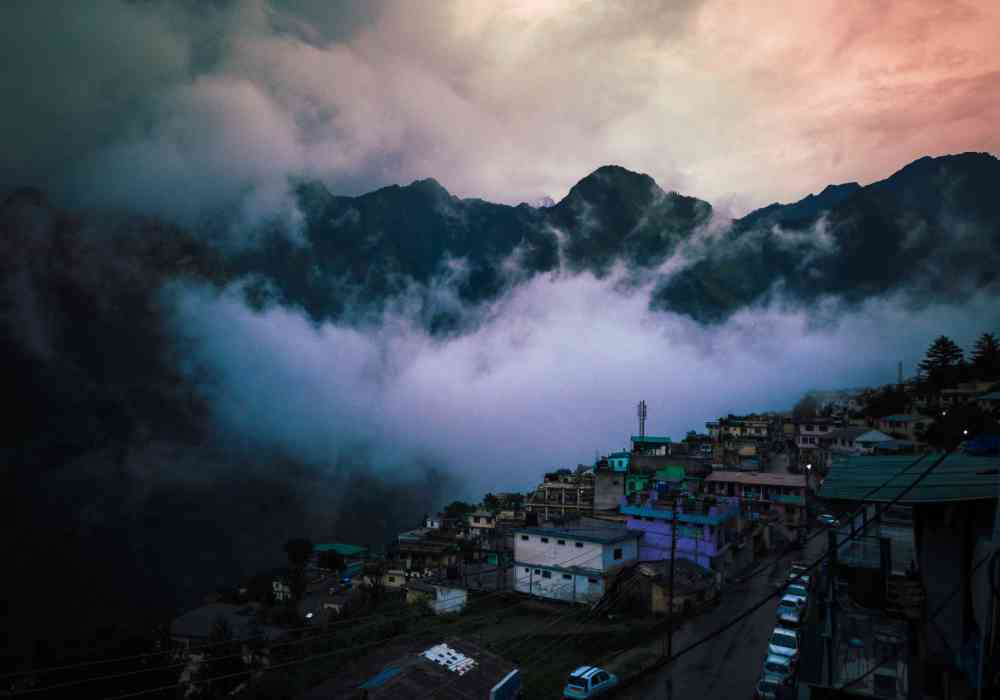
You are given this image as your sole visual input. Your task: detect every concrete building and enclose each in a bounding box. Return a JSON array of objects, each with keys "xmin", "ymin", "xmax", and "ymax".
[
  {"xmin": 466, "ymin": 510, "xmax": 496, "ymax": 539},
  {"xmin": 512, "ymin": 521, "xmax": 639, "ymax": 604},
  {"xmin": 525, "ymin": 469, "xmax": 595, "ymax": 521},
  {"xmin": 704, "ymin": 471, "xmax": 808, "ymax": 528},
  {"xmin": 631, "ymin": 434, "xmax": 672, "ymax": 456},
  {"xmin": 635, "ymin": 558, "xmax": 720, "ymax": 615},
  {"xmin": 819, "ymin": 451, "xmax": 1000, "ymax": 696},
  {"xmin": 405, "ymin": 581, "xmax": 468, "ymax": 615},
  {"xmin": 620, "ymin": 490, "xmax": 740, "ymax": 572},
  {"xmin": 593, "ymin": 457, "xmax": 626, "ymax": 512},
  {"xmin": 877, "ymin": 414, "xmax": 932, "ymax": 442}
]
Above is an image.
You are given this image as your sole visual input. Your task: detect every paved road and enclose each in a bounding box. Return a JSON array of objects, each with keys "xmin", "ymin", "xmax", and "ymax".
[{"xmin": 616, "ymin": 533, "xmax": 827, "ymax": 700}]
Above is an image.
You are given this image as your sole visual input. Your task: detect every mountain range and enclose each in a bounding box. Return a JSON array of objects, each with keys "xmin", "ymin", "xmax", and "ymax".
[
  {"xmin": 228, "ymin": 152, "xmax": 1000, "ymax": 331},
  {"xmin": 3, "ymin": 151, "xmax": 999, "ymax": 666}
]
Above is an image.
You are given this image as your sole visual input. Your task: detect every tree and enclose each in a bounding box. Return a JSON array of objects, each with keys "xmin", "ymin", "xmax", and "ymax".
[
  {"xmin": 284, "ymin": 538, "xmax": 314, "ymax": 568},
  {"xmin": 443, "ymin": 501, "xmax": 475, "ymax": 519},
  {"xmin": 861, "ymin": 385, "xmax": 906, "ymax": 420},
  {"xmin": 792, "ymin": 395, "xmax": 819, "ymax": 419},
  {"xmin": 970, "ymin": 332, "xmax": 1000, "ymax": 378},
  {"xmin": 918, "ymin": 335, "xmax": 964, "ymax": 388},
  {"xmin": 316, "ymin": 550, "xmax": 345, "ymax": 573},
  {"xmin": 482, "ymin": 493, "xmax": 501, "ymax": 512}
]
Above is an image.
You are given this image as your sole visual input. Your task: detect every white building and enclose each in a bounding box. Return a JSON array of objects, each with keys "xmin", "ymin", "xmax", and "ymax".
[
  {"xmin": 406, "ymin": 581, "xmax": 468, "ymax": 615},
  {"xmin": 512, "ymin": 522, "xmax": 639, "ymax": 604}
]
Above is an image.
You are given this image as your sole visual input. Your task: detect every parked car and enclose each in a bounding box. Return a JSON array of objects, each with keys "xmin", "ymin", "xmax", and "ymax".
[
  {"xmin": 563, "ymin": 666, "xmax": 618, "ymax": 698},
  {"xmin": 754, "ymin": 671, "xmax": 786, "ymax": 700},
  {"xmin": 776, "ymin": 597, "xmax": 802, "ymax": 627},
  {"xmin": 784, "ymin": 583, "xmax": 809, "ymax": 608},
  {"xmin": 787, "ymin": 571, "xmax": 811, "ymax": 589},
  {"xmin": 762, "ymin": 653, "xmax": 795, "ymax": 685},
  {"xmin": 818, "ymin": 514, "xmax": 839, "ymax": 527},
  {"xmin": 768, "ymin": 627, "xmax": 799, "ymax": 661}
]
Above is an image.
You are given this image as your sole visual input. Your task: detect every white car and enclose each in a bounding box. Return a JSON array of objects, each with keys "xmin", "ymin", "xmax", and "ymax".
[
  {"xmin": 776, "ymin": 596, "xmax": 802, "ymax": 627},
  {"xmin": 762, "ymin": 653, "xmax": 795, "ymax": 685},
  {"xmin": 768, "ymin": 627, "xmax": 799, "ymax": 661},
  {"xmin": 784, "ymin": 583, "xmax": 809, "ymax": 608},
  {"xmin": 754, "ymin": 672, "xmax": 785, "ymax": 699},
  {"xmin": 563, "ymin": 666, "xmax": 618, "ymax": 698}
]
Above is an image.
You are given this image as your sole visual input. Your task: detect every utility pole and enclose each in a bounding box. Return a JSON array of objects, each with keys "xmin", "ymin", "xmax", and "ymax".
[{"xmin": 667, "ymin": 494, "xmax": 679, "ymax": 660}]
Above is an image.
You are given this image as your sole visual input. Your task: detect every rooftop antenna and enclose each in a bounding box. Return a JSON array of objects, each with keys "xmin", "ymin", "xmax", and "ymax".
[{"xmin": 638, "ymin": 400, "xmax": 647, "ymax": 440}]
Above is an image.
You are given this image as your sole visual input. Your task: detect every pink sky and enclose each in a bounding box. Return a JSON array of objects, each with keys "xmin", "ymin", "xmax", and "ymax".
[{"xmin": 4, "ymin": 0, "xmax": 1000, "ymax": 216}]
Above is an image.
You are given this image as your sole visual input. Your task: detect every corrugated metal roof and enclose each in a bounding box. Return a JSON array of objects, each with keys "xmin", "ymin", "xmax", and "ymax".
[
  {"xmin": 818, "ymin": 453, "xmax": 1000, "ymax": 503},
  {"xmin": 631, "ymin": 435, "xmax": 672, "ymax": 444},
  {"xmin": 705, "ymin": 471, "xmax": 807, "ymax": 487}
]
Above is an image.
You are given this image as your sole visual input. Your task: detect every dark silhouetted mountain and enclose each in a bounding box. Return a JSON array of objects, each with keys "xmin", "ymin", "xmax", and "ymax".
[
  {"xmin": 548, "ymin": 165, "xmax": 713, "ymax": 274},
  {"xmin": 652, "ymin": 152, "xmax": 1000, "ymax": 322},
  {"xmin": 235, "ymin": 166, "xmax": 712, "ymax": 332}
]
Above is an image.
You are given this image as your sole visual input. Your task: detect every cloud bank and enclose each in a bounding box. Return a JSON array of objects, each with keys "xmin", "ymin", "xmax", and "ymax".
[
  {"xmin": 3, "ymin": 0, "xmax": 1000, "ymax": 222},
  {"xmin": 168, "ymin": 269, "xmax": 1000, "ymax": 495}
]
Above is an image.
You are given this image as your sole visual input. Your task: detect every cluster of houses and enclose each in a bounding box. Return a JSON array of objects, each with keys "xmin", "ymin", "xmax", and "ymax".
[{"xmin": 164, "ymin": 373, "xmax": 1000, "ymax": 698}]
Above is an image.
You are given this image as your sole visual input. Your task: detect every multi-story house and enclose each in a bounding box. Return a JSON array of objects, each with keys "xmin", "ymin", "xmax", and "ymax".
[
  {"xmin": 525, "ymin": 469, "xmax": 595, "ymax": 521},
  {"xmin": 593, "ymin": 456, "xmax": 627, "ymax": 512},
  {"xmin": 878, "ymin": 414, "xmax": 932, "ymax": 442},
  {"xmin": 703, "ymin": 471, "xmax": 808, "ymax": 528},
  {"xmin": 512, "ymin": 521, "xmax": 639, "ymax": 604},
  {"xmin": 466, "ymin": 510, "xmax": 496, "ymax": 539},
  {"xmin": 620, "ymin": 490, "xmax": 740, "ymax": 574}
]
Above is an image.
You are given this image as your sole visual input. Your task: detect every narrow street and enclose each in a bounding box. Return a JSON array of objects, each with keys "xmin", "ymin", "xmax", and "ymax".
[{"xmin": 615, "ymin": 531, "xmax": 827, "ymax": 700}]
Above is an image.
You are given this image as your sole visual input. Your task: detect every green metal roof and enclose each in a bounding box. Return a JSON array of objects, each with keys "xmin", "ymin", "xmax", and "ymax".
[
  {"xmin": 819, "ymin": 453, "xmax": 1000, "ymax": 504},
  {"xmin": 655, "ymin": 466, "xmax": 686, "ymax": 482},
  {"xmin": 631, "ymin": 435, "xmax": 672, "ymax": 444},
  {"xmin": 315, "ymin": 543, "xmax": 369, "ymax": 557},
  {"xmin": 609, "ymin": 451, "xmax": 631, "ymax": 459}
]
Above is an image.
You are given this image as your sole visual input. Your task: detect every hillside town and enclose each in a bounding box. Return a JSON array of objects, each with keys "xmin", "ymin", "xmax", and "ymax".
[{"xmin": 13, "ymin": 334, "xmax": 1000, "ymax": 699}]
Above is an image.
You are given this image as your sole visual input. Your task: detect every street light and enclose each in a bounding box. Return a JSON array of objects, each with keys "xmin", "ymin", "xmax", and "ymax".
[{"xmin": 806, "ymin": 463, "xmax": 813, "ymax": 470}]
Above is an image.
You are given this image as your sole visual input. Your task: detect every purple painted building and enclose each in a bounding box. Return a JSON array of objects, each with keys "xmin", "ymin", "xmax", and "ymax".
[{"xmin": 620, "ymin": 491, "xmax": 740, "ymax": 572}]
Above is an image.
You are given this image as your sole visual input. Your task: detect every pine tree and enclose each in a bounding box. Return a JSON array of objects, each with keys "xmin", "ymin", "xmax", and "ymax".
[
  {"xmin": 917, "ymin": 336, "xmax": 964, "ymax": 387},
  {"xmin": 970, "ymin": 332, "xmax": 1000, "ymax": 378}
]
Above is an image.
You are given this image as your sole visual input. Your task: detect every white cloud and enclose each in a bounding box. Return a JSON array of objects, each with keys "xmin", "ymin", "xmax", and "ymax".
[{"xmin": 165, "ymin": 269, "xmax": 1000, "ymax": 498}]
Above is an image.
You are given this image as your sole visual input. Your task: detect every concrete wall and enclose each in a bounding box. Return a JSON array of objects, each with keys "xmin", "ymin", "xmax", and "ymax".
[
  {"xmin": 513, "ymin": 567, "xmax": 605, "ymax": 603},
  {"xmin": 515, "ymin": 534, "xmax": 605, "ymax": 570},
  {"xmin": 594, "ymin": 470, "xmax": 625, "ymax": 511}
]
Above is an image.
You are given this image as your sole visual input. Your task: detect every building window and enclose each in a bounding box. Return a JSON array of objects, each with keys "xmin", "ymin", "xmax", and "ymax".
[
  {"xmin": 534, "ymin": 569, "xmax": 541, "ymax": 574},
  {"xmin": 562, "ymin": 574, "xmax": 572, "ymax": 580},
  {"xmin": 520, "ymin": 535, "xmax": 529, "ymax": 541},
  {"xmin": 575, "ymin": 542, "xmax": 584, "ymax": 548},
  {"xmin": 541, "ymin": 537, "xmax": 549, "ymax": 543},
  {"xmin": 588, "ymin": 578, "xmax": 599, "ymax": 584},
  {"xmin": 557, "ymin": 539, "xmax": 566, "ymax": 545},
  {"xmin": 613, "ymin": 548, "xmax": 623, "ymax": 560},
  {"xmin": 541, "ymin": 571, "xmax": 552, "ymax": 579},
  {"xmin": 388, "ymin": 576, "xmax": 396, "ymax": 583}
]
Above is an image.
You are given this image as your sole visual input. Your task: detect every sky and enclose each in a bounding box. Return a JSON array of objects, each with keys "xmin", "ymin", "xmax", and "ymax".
[
  {"xmin": 2, "ymin": 0, "xmax": 1000, "ymax": 219},
  {"xmin": 3, "ymin": 0, "xmax": 1000, "ymax": 498}
]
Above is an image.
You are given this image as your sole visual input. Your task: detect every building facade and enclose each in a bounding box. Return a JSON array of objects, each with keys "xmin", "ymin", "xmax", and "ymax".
[
  {"xmin": 512, "ymin": 523, "xmax": 639, "ymax": 604},
  {"xmin": 620, "ymin": 490, "xmax": 740, "ymax": 572}
]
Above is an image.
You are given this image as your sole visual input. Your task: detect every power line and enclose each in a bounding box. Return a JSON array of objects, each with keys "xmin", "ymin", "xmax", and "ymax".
[
  {"xmin": 839, "ymin": 548, "xmax": 996, "ymax": 691},
  {"xmin": 11, "ymin": 552, "xmax": 600, "ymax": 697},
  {"xmin": 649, "ymin": 447, "xmax": 956, "ymax": 676}
]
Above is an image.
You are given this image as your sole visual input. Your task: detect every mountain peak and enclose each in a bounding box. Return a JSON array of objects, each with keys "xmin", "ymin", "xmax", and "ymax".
[{"xmin": 407, "ymin": 177, "xmax": 452, "ymax": 197}]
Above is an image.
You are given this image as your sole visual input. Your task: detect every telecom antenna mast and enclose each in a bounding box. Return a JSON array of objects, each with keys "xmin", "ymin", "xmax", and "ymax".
[{"xmin": 638, "ymin": 400, "xmax": 647, "ymax": 440}]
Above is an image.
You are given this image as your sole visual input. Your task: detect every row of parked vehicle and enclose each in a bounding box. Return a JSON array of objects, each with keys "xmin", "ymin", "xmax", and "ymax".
[{"xmin": 755, "ymin": 562, "xmax": 812, "ymax": 699}]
